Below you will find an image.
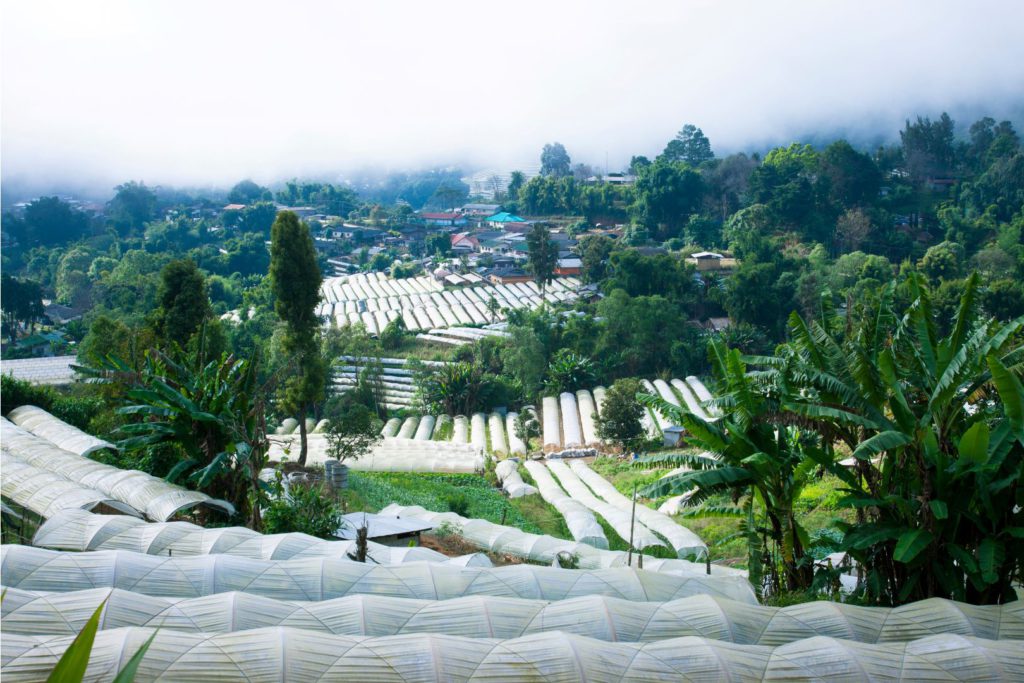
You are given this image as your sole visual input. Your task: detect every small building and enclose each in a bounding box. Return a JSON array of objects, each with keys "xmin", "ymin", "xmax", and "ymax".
[
  {"xmin": 276, "ymin": 205, "xmax": 318, "ymax": 218},
  {"xmin": 554, "ymin": 257, "xmax": 582, "ymax": 276},
  {"xmin": 420, "ymin": 212, "xmax": 467, "ymax": 227},
  {"xmin": 462, "ymin": 203, "xmax": 502, "ymax": 216},
  {"xmin": 451, "ymin": 232, "xmax": 481, "ymax": 252},
  {"xmin": 486, "ymin": 212, "xmax": 526, "ymax": 227},
  {"xmin": 222, "ymin": 203, "xmax": 247, "ymax": 212},
  {"xmin": 334, "ymin": 512, "xmax": 432, "ymax": 547},
  {"xmin": 686, "ymin": 251, "xmax": 728, "ymax": 272},
  {"xmin": 485, "ymin": 267, "xmax": 533, "ymax": 285}
]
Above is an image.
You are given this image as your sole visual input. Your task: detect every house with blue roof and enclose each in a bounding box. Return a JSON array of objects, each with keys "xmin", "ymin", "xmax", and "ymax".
[{"xmin": 485, "ymin": 212, "xmax": 526, "ymax": 227}]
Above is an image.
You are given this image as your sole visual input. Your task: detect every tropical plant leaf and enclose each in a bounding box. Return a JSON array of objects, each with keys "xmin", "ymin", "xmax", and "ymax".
[
  {"xmin": 893, "ymin": 529, "xmax": 933, "ymax": 563},
  {"xmin": 111, "ymin": 629, "xmax": 157, "ymax": 683},
  {"xmin": 46, "ymin": 598, "xmax": 107, "ymax": 683},
  {"xmin": 851, "ymin": 430, "xmax": 911, "ymax": 461},
  {"xmin": 978, "ymin": 538, "xmax": 1005, "ymax": 584}
]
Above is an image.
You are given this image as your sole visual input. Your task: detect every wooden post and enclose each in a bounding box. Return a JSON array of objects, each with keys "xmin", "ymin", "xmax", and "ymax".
[
  {"xmin": 356, "ymin": 525, "xmax": 368, "ymax": 563},
  {"xmin": 627, "ymin": 482, "xmax": 638, "ymax": 567}
]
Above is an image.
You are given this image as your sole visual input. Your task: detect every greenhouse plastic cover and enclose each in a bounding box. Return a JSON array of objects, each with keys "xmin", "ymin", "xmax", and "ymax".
[
  {"xmin": 1, "ymin": 452, "xmax": 141, "ymax": 519},
  {"xmin": 0, "ymin": 544, "xmax": 757, "ymax": 603},
  {"xmin": 380, "ymin": 504, "xmax": 746, "ymax": 580},
  {"xmin": 268, "ymin": 434, "xmax": 484, "ymax": 473},
  {"xmin": 546, "ymin": 460, "xmax": 666, "ymax": 551},
  {"xmin": 4, "ymin": 628, "xmax": 1022, "ymax": 683},
  {"xmin": 504, "ymin": 412, "xmax": 527, "ymax": 455},
  {"xmin": 494, "ymin": 459, "xmax": 537, "ymax": 498},
  {"xmin": 31, "ymin": 509, "xmax": 488, "ymax": 566},
  {"xmin": 523, "ymin": 460, "xmax": 607, "ymax": 548},
  {"xmin": 5, "ymin": 587, "xmax": 1021, "ymax": 644},
  {"xmin": 0, "ymin": 418, "xmax": 233, "ymax": 522},
  {"xmin": 570, "ymin": 460, "xmax": 707, "ymax": 559},
  {"xmin": 7, "ymin": 405, "xmax": 115, "ymax": 456}
]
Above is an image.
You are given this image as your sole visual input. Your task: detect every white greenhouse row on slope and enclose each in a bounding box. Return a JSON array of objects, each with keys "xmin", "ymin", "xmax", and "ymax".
[{"xmin": 318, "ymin": 271, "xmax": 581, "ymax": 335}]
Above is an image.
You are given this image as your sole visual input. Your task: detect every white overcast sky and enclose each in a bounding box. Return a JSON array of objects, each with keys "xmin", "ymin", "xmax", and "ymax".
[{"xmin": 2, "ymin": 0, "xmax": 1023, "ymax": 192}]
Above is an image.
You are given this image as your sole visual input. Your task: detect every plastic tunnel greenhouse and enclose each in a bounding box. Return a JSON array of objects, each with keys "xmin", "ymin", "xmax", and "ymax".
[
  {"xmin": 1, "ymin": 418, "xmax": 234, "ymax": 522},
  {"xmin": 494, "ymin": 460, "xmax": 536, "ymax": 499},
  {"xmin": 546, "ymin": 460, "xmax": 666, "ymax": 551},
  {"xmin": 379, "ymin": 504, "xmax": 745, "ymax": 579},
  {"xmin": 1, "ymin": 453, "xmax": 141, "ymax": 519},
  {"xmin": 522, "ymin": 460, "xmax": 608, "ymax": 548},
  {"xmin": 570, "ymin": 460, "xmax": 707, "ymax": 560},
  {"xmin": 7, "ymin": 405, "xmax": 115, "ymax": 456},
  {"xmin": 3, "ymin": 587, "xmax": 1020, "ymax": 644},
  {"xmin": 31, "ymin": 509, "xmax": 486, "ymax": 566},
  {"xmin": 2, "ymin": 629, "xmax": 1021, "ymax": 683},
  {"xmin": 0, "ymin": 545, "xmax": 758, "ymax": 603}
]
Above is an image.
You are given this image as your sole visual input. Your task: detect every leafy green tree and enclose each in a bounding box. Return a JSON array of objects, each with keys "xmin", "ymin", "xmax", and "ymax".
[
  {"xmin": 578, "ymin": 234, "xmax": 615, "ymax": 283},
  {"xmin": 918, "ymin": 241, "xmax": 963, "ymax": 282},
  {"xmin": 263, "ymin": 480, "xmax": 342, "ymax": 539},
  {"xmin": 525, "ymin": 222, "xmax": 558, "ymax": 296},
  {"xmin": 236, "ymin": 202, "xmax": 278, "ymax": 236},
  {"xmin": 630, "ymin": 159, "xmax": 705, "ymax": 240},
  {"xmin": 228, "ymin": 179, "xmax": 270, "ymax": 204},
  {"xmin": 1, "ymin": 274, "xmax": 44, "ymax": 342},
  {"xmin": 270, "ymin": 211, "xmax": 325, "ymax": 466},
  {"xmin": 224, "ymin": 232, "xmax": 271, "ymax": 276},
  {"xmin": 503, "ymin": 325, "xmax": 546, "ymax": 399},
  {"xmin": 819, "ymin": 140, "xmax": 881, "ymax": 208},
  {"xmin": 155, "ymin": 259, "xmax": 212, "ymax": 348},
  {"xmin": 900, "ymin": 112, "xmax": 956, "ymax": 182},
  {"xmin": 540, "ymin": 142, "xmax": 572, "ymax": 177},
  {"xmin": 594, "ymin": 378, "xmax": 647, "ymax": 453},
  {"xmin": 324, "ymin": 401, "xmax": 382, "ymax": 465},
  {"xmin": 417, "ymin": 361, "xmax": 487, "ymax": 415},
  {"xmin": 506, "ymin": 171, "xmax": 526, "ymax": 200},
  {"xmin": 107, "ymin": 181, "xmax": 157, "ymax": 235},
  {"xmin": 22, "ymin": 196, "xmax": 91, "ymax": 245},
  {"xmin": 661, "ymin": 124, "xmax": 714, "ymax": 165}
]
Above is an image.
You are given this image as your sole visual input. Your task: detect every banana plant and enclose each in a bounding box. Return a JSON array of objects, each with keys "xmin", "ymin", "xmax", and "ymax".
[
  {"xmin": 638, "ymin": 340, "xmax": 823, "ymax": 593},
  {"xmin": 779, "ymin": 272, "xmax": 1024, "ymax": 604}
]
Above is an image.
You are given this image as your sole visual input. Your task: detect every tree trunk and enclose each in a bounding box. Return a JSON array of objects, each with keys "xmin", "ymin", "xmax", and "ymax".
[{"xmin": 298, "ymin": 409, "xmax": 309, "ymax": 466}]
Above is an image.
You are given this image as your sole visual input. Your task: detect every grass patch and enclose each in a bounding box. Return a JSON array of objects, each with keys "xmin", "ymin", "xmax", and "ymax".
[{"xmin": 345, "ymin": 471, "xmax": 541, "ymax": 533}]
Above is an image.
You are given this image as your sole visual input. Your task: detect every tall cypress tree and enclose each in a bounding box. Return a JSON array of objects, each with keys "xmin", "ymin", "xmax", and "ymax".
[
  {"xmin": 269, "ymin": 211, "xmax": 324, "ymax": 465},
  {"xmin": 156, "ymin": 259, "xmax": 211, "ymax": 348}
]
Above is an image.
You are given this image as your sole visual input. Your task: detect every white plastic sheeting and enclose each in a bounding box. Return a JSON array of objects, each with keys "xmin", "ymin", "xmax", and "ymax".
[
  {"xmin": 575, "ymin": 390, "xmax": 600, "ymax": 445},
  {"xmin": 433, "ymin": 414, "xmax": 452, "ymax": 440},
  {"xmin": 1, "ymin": 452, "xmax": 141, "ymax": 519},
  {"xmin": 570, "ymin": 460, "xmax": 707, "ymax": 559},
  {"xmin": 0, "ymin": 418, "xmax": 234, "ymax": 522},
  {"xmin": 494, "ymin": 460, "xmax": 537, "ymax": 499},
  {"xmin": 7, "ymin": 405, "xmax": 115, "ymax": 456},
  {"xmin": 7, "ymin": 629, "xmax": 1021, "ymax": 683},
  {"xmin": 672, "ymin": 378, "xmax": 715, "ymax": 421},
  {"xmin": 413, "ymin": 415, "xmax": 436, "ymax": 440},
  {"xmin": 5, "ymin": 587, "xmax": 1021, "ymax": 643},
  {"xmin": 523, "ymin": 461, "xmax": 608, "ymax": 548},
  {"xmin": 396, "ymin": 416, "xmax": 419, "ymax": 439},
  {"xmin": 640, "ymin": 379, "xmax": 669, "ymax": 432},
  {"xmin": 558, "ymin": 392, "xmax": 583, "ymax": 447},
  {"xmin": 380, "ymin": 505, "xmax": 745, "ymax": 579},
  {"xmin": 546, "ymin": 460, "xmax": 666, "ymax": 551},
  {"xmin": 487, "ymin": 413, "xmax": 507, "ymax": 455},
  {"xmin": 542, "ymin": 396, "xmax": 561, "ymax": 451},
  {"xmin": 452, "ymin": 415, "xmax": 470, "ymax": 443},
  {"xmin": 381, "ymin": 417, "xmax": 402, "ymax": 437},
  {"xmin": 268, "ymin": 435, "xmax": 484, "ymax": 473},
  {"xmin": 686, "ymin": 375, "xmax": 720, "ymax": 416},
  {"xmin": 470, "ymin": 413, "xmax": 488, "ymax": 451},
  {"xmin": 31, "ymin": 509, "xmax": 484, "ymax": 566},
  {"xmin": 505, "ymin": 412, "xmax": 527, "ymax": 455},
  {"xmin": 592, "ymin": 386, "xmax": 607, "ymax": 416},
  {"xmin": 0, "ymin": 545, "xmax": 754, "ymax": 602}
]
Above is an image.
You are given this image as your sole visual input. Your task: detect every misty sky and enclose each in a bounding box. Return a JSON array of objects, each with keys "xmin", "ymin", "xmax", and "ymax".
[{"xmin": 3, "ymin": 0, "xmax": 1023, "ymax": 192}]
